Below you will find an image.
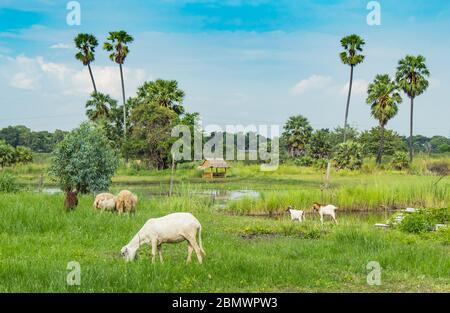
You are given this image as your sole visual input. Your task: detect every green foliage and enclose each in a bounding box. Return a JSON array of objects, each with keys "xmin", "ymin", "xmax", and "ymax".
[
  {"xmin": 396, "ymin": 55, "xmax": 430, "ymax": 99},
  {"xmin": 438, "ymin": 144, "xmax": 450, "ymax": 153},
  {"xmin": 136, "ymin": 79, "xmax": 186, "ymax": 115},
  {"xmin": 399, "ymin": 208, "xmax": 449, "ymax": 234},
  {"xmin": 0, "ymin": 125, "xmax": 66, "ymax": 153},
  {"xmin": 328, "ymin": 126, "xmax": 359, "ymax": 147},
  {"xmin": 294, "ymin": 156, "xmax": 314, "ymax": 167},
  {"xmin": 333, "ymin": 141, "xmax": 364, "ymax": 170},
  {"xmin": 103, "ymin": 31, "xmax": 134, "ymax": 64},
  {"xmin": 359, "ymin": 127, "xmax": 407, "ymax": 156},
  {"xmin": 340, "ymin": 34, "xmax": 365, "ymax": 66},
  {"xmin": 74, "ymin": 33, "xmax": 98, "ymax": 65},
  {"xmin": 307, "ymin": 129, "xmax": 332, "ymax": 160},
  {"xmin": 0, "ymin": 140, "xmax": 15, "ymax": 167},
  {"xmin": 130, "ymin": 103, "xmax": 179, "ymax": 170},
  {"xmin": 49, "ymin": 122, "xmax": 119, "ymax": 194},
  {"xmin": 391, "ymin": 151, "xmax": 410, "ymax": 170},
  {"xmin": 14, "ymin": 146, "xmax": 33, "ymax": 164},
  {"xmin": 282, "ymin": 115, "xmax": 313, "ymax": 157},
  {"xmin": 0, "ymin": 171, "xmax": 18, "ymax": 193}
]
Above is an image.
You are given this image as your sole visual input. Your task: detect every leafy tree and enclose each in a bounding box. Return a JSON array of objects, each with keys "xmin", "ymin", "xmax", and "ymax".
[
  {"xmin": 74, "ymin": 33, "xmax": 99, "ymax": 94},
  {"xmin": 129, "ymin": 103, "xmax": 179, "ymax": 170},
  {"xmin": 329, "ymin": 126, "xmax": 359, "ymax": 148},
  {"xmin": 333, "ymin": 141, "xmax": 364, "ymax": 170},
  {"xmin": 136, "ymin": 79, "xmax": 185, "ymax": 115},
  {"xmin": 396, "ymin": 55, "xmax": 430, "ymax": 161},
  {"xmin": 14, "ymin": 146, "xmax": 33, "ymax": 164},
  {"xmin": 282, "ymin": 115, "xmax": 313, "ymax": 157},
  {"xmin": 85, "ymin": 92, "xmax": 117, "ymax": 122},
  {"xmin": 49, "ymin": 123, "xmax": 119, "ymax": 210},
  {"xmin": 438, "ymin": 144, "xmax": 450, "ymax": 153},
  {"xmin": 103, "ymin": 30, "xmax": 134, "ymax": 161},
  {"xmin": 0, "ymin": 125, "xmax": 31, "ymax": 147},
  {"xmin": 359, "ymin": 127, "xmax": 407, "ymax": 157},
  {"xmin": 391, "ymin": 151, "xmax": 410, "ymax": 170},
  {"xmin": 0, "ymin": 140, "xmax": 15, "ymax": 167},
  {"xmin": 366, "ymin": 74, "xmax": 402, "ymax": 165},
  {"xmin": 429, "ymin": 136, "xmax": 450, "ymax": 153},
  {"xmin": 308, "ymin": 129, "xmax": 332, "ymax": 160},
  {"xmin": 340, "ymin": 34, "xmax": 365, "ymax": 142}
]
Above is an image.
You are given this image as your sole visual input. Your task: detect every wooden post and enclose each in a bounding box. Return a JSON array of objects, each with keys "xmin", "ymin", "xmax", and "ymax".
[
  {"xmin": 169, "ymin": 154, "xmax": 175, "ymax": 197},
  {"xmin": 325, "ymin": 161, "xmax": 331, "ymax": 188}
]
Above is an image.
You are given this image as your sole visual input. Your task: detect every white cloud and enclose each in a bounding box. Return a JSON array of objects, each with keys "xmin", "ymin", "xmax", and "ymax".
[
  {"xmin": 291, "ymin": 75, "xmax": 332, "ymax": 95},
  {"xmin": 50, "ymin": 43, "xmax": 70, "ymax": 49},
  {"xmin": 340, "ymin": 79, "xmax": 369, "ymax": 96},
  {"xmin": 11, "ymin": 72, "xmax": 38, "ymax": 90},
  {"xmin": 0, "ymin": 55, "xmax": 150, "ymax": 99}
]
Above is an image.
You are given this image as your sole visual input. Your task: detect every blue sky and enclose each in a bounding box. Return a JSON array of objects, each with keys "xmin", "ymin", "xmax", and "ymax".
[{"xmin": 0, "ymin": 0, "xmax": 449, "ymax": 136}]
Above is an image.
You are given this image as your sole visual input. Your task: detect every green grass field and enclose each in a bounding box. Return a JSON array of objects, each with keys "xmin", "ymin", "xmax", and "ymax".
[{"xmin": 0, "ymin": 155, "xmax": 449, "ymax": 292}]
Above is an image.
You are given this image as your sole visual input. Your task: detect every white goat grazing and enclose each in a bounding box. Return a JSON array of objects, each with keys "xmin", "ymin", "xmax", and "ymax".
[
  {"xmin": 286, "ymin": 206, "xmax": 305, "ymax": 222},
  {"xmin": 120, "ymin": 213, "xmax": 205, "ymax": 264},
  {"xmin": 313, "ymin": 203, "xmax": 339, "ymax": 225},
  {"xmin": 98, "ymin": 198, "xmax": 116, "ymax": 211}
]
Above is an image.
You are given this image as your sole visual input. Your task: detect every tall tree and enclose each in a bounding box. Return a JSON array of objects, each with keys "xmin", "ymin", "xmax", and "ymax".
[
  {"xmin": 396, "ymin": 55, "xmax": 430, "ymax": 161},
  {"xmin": 74, "ymin": 33, "xmax": 99, "ymax": 94},
  {"xmin": 136, "ymin": 79, "xmax": 185, "ymax": 115},
  {"xmin": 282, "ymin": 115, "xmax": 313, "ymax": 157},
  {"xmin": 103, "ymin": 31, "xmax": 134, "ymax": 162},
  {"xmin": 85, "ymin": 92, "xmax": 117, "ymax": 122},
  {"xmin": 340, "ymin": 34, "xmax": 365, "ymax": 142},
  {"xmin": 366, "ymin": 74, "xmax": 402, "ymax": 165}
]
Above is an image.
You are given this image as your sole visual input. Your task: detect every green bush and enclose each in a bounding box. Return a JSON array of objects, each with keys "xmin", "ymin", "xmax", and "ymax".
[
  {"xmin": 333, "ymin": 141, "xmax": 364, "ymax": 170},
  {"xmin": 0, "ymin": 172, "xmax": 18, "ymax": 193},
  {"xmin": 399, "ymin": 208, "xmax": 449, "ymax": 234},
  {"xmin": 391, "ymin": 151, "xmax": 410, "ymax": 170},
  {"xmin": 294, "ymin": 156, "xmax": 313, "ymax": 167}
]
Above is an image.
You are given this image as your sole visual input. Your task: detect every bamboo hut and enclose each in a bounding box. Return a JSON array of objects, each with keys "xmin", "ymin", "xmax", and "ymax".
[{"xmin": 199, "ymin": 158, "xmax": 230, "ymax": 179}]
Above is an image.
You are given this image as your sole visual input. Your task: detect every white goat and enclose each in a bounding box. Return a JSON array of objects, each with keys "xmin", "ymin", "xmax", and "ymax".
[
  {"xmin": 98, "ymin": 198, "xmax": 116, "ymax": 211},
  {"xmin": 286, "ymin": 206, "xmax": 305, "ymax": 222},
  {"xmin": 313, "ymin": 203, "xmax": 339, "ymax": 225},
  {"xmin": 120, "ymin": 213, "xmax": 205, "ymax": 264}
]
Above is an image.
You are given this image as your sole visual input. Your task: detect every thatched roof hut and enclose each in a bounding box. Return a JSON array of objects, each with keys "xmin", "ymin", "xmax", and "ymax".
[{"xmin": 199, "ymin": 158, "xmax": 230, "ymax": 178}]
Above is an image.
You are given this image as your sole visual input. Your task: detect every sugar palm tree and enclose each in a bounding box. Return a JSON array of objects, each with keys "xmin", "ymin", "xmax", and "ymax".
[
  {"xmin": 137, "ymin": 79, "xmax": 186, "ymax": 115},
  {"xmin": 282, "ymin": 115, "xmax": 313, "ymax": 157},
  {"xmin": 395, "ymin": 55, "xmax": 430, "ymax": 162},
  {"xmin": 85, "ymin": 92, "xmax": 117, "ymax": 122},
  {"xmin": 103, "ymin": 31, "xmax": 134, "ymax": 162},
  {"xmin": 367, "ymin": 74, "xmax": 402, "ymax": 165},
  {"xmin": 340, "ymin": 34, "xmax": 365, "ymax": 142},
  {"xmin": 74, "ymin": 33, "xmax": 99, "ymax": 94}
]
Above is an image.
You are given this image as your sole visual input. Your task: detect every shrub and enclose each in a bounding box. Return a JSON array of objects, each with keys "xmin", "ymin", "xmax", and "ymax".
[
  {"xmin": 333, "ymin": 141, "xmax": 364, "ymax": 170},
  {"xmin": 0, "ymin": 172, "xmax": 18, "ymax": 193},
  {"xmin": 427, "ymin": 162, "xmax": 449, "ymax": 176},
  {"xmin": 399, "ymin": 212, "xmax": 434, "ymax": 233},
  {"xmin": 294, "ymin": 156, "xmax": 313, "ymax": 167},
  {"xmin": 391, "ymin": 151, "xmax": 410, "ymax": 170},
  {"xmin": 49, "ymin": 122, "xmax": 119, "ymax": 210}
]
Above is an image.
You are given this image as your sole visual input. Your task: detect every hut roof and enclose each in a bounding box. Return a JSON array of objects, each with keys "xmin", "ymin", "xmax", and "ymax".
[{"xmin": 199, "ymin": 158, "xmax": 230, "ymax": 169}]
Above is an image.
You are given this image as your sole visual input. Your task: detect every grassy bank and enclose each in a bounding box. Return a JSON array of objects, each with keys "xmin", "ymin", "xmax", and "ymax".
[{"xmin": 0, "ymin": 192, "xmax": 448, "ymax": 292}]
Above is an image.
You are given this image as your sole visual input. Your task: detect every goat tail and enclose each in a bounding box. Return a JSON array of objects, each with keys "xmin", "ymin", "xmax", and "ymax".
[{"xmin": 198, "ymin": 225, "xmax": 206, "ymax": 257}]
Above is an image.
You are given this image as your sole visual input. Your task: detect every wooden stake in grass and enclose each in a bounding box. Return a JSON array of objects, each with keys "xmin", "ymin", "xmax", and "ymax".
[{"xmin": 169, "ymin": 154, "xmax": 175, "ymax": 197}]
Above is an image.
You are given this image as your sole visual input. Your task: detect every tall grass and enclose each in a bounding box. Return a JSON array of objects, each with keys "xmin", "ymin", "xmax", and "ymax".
[{"xmin": 227, "ymin": 179, "xmax": 450, "ymax": 215}]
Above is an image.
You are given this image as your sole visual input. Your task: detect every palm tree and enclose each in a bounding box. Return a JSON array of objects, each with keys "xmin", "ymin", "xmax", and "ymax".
[
  {"xmin": 282, "ymin": 115, "xmax": 313, "ymax": 157},
  {"xmin": 340, "ymin": 34, "xmax": 366, "ymax": 142},
  {"xmin": 85, "ymin": 92, "xmax": 117, "ymax": 122},
  {"xmin": 103, "ymin": 30, "xmax": 134, "ymax": 162},
  {"xmin": 74, "ymin": 33, "xmax": 99, "ymax": 94},
  {"xmin": 366, "ymin": 74, "xmax": 402, "ymax": 165},
  {"xmin": 137, "ymin": 79, "xmax": 186, "ymax": 115},
  {"xmin": 395, "ymin": 55, "xmax": 430, "ymax": 162}
]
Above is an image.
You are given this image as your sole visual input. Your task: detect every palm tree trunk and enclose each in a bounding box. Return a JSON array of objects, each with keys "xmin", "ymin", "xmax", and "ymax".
[
  {"xmin": 409, "ymin": 97, "xmax": 414, "ymax": 162},
  {"xmin": 87, "ymin": 63, "xmax": 97, "ymax": 94},
  {"xmin": 343, "ymin": 65, "xmax": 354, "ymax": 142},
  {"xmin": 119, "ymin": 63, "xmax": 128, "ymax": 164},
  {"xmin": 376, "ymin": 124, "xmax": 385, "ymax": 166}
]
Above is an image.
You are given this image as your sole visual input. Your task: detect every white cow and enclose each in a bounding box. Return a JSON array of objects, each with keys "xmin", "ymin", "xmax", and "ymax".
[
  {"xmin": 286, "ymin": 206, "xmax": 305, "ymax": 222},
  {"xmin": 313, "ymin": 203, "xmax": 339, "ymax": 225},
  {"xmin": 120, "ymin": 213, "xmax": 205, "ymax": 264}
]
